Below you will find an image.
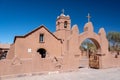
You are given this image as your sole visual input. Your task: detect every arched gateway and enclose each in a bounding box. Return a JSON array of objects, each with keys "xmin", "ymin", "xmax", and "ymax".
[
  {"xmin": 76, "ymin": 22, "xmax": 108, "ymax": 69},
  {"xmin": 61, "ymin": 13, "xmax": 109, "ymax": 69},
  {"xmin": 79, "ymin": 38, "xmax": 101, "ymax": 69}
]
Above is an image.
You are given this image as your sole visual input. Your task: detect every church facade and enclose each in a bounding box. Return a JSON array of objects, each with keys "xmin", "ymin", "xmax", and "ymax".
[{"xmin": 0, "ymin": 12, "xmax": 120, "ymax": 76}]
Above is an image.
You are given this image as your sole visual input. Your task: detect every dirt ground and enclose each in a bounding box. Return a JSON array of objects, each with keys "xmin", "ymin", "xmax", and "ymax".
[{"xmin": 1, "ymin": 68, "xmax": 120, "ymax": 80}]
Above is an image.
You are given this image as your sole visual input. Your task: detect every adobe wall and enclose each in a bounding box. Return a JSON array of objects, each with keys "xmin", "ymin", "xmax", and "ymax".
[
  {"xmin": 0, "ymin": 54, "xmax": 54, "ymax": 76},
  {"xmin": 0, "ymin": 57, "xmax": 32, "ymax": 76},
  {"xmin": 100, "ymin": 52, "xmax": 120, "ymax": 68},
  {"xmin": 7, "ymin": 44, "xmax": 15, "ymax": 59},
  {"xmin": 0, "ymin": 52, "xmax": 78, "ymax": 76}
]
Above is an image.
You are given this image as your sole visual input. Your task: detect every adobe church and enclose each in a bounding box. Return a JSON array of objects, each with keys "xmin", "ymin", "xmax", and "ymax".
[{"xmin": 0, "ymin": 12, "xmax": 120, "ymax": 76}]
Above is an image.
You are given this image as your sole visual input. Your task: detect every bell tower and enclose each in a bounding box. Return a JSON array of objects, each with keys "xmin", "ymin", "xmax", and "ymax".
[
  {"xmin": 56, "ymin": 9, "xmax": 71, "ymax": 31},
  {"xmin": 54, "ymin": 9, "xmax": 71, "ymax": 41}
]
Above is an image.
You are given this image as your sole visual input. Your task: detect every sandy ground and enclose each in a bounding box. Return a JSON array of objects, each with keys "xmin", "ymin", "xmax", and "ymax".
[{"xmin": 1, "ymin": 68, "xmax": 120, "ymax": 80}]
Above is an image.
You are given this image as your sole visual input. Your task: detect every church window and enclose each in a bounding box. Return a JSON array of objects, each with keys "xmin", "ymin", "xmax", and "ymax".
[
  {"xmin": 40, "ymin": 34, "xmax": 44, "ymax": 42},
  {"xmin": 58, "ymin": 22, "xmax": 60, "ymax": 30},
  {"xmin": 64, "ymin": 21, "xmax": 67, "ymax": 28},
  {"xmin": 58, "ymin": 22, "xmax": 60, "ymax": 25}
]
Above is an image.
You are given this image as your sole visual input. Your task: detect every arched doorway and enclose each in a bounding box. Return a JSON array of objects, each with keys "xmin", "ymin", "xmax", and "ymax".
[
  {"xmin": 80, "ymin": 38, "xmax": 101, "ymax": 69},
  {"xmin": 37, "ymin": 48, "xmax": 46, "ymax": 58}
]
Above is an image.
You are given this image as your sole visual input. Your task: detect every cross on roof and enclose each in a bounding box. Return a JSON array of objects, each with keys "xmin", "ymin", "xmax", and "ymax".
[
  {"xmin": 86, "ymin": 13, "xmax": 91, "ymax": 22},
  {"xmin": 62, "ymin": 9, "xmax": 64, "ymax": 14}
]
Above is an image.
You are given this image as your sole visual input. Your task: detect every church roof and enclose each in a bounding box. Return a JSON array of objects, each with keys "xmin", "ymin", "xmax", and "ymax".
[{"xmin": 14, "ymin": 25, "xmax": 62, "ymax": 43}]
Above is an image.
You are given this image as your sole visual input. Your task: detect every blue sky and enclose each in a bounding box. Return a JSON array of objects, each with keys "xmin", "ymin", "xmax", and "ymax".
[{"xmin": 0, "ymin": 0, "xmax": 120, "ymax": 43}]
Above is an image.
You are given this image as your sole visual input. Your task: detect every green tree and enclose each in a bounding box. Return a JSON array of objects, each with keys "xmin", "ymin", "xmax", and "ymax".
[
  {"xmin": 107, "ymin": 31, "xmax": 120, "ymax": 53},
  {"xmin": 80, "ymin": 39, "xmax": 97, "ymax": 53}
]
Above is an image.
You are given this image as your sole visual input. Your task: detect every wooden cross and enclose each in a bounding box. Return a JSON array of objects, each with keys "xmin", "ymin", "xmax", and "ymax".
[
  {"xmin": 62, "ymin": 9, "xmax": 64, "ymax": 14},
  {"xmin": 86, "ymin": 13, "xmax": 91, "ymax": 22}
]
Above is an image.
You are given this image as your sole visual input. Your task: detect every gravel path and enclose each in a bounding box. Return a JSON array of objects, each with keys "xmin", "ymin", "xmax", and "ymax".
[{"xmin": 2, "ymin": 68, "xmax": 120, "ymax": 80}]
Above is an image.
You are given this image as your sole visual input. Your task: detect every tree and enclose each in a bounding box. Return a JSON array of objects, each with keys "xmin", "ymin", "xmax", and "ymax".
[
  {"xmin": 80, "ymin": 39, "xmax": 97, "ymax": 53},
  {"xmin": 107, "ymin": 31, "xmax": 120, "ymax": 52}
]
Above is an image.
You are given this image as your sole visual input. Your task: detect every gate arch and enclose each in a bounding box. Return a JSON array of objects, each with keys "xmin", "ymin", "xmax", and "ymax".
[
  {"xmin": 79, "ymin": 32, "xmax": 101, "ymax": 50},
  {"xmin": 79, "ymin": 32, "xmax": 102, "ymax": 69}
]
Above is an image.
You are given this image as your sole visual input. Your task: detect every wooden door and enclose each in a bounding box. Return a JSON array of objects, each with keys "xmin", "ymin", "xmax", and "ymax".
[{"xmin": 89, "ymin": 53, "xmax": 99, "ymax": 69}]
